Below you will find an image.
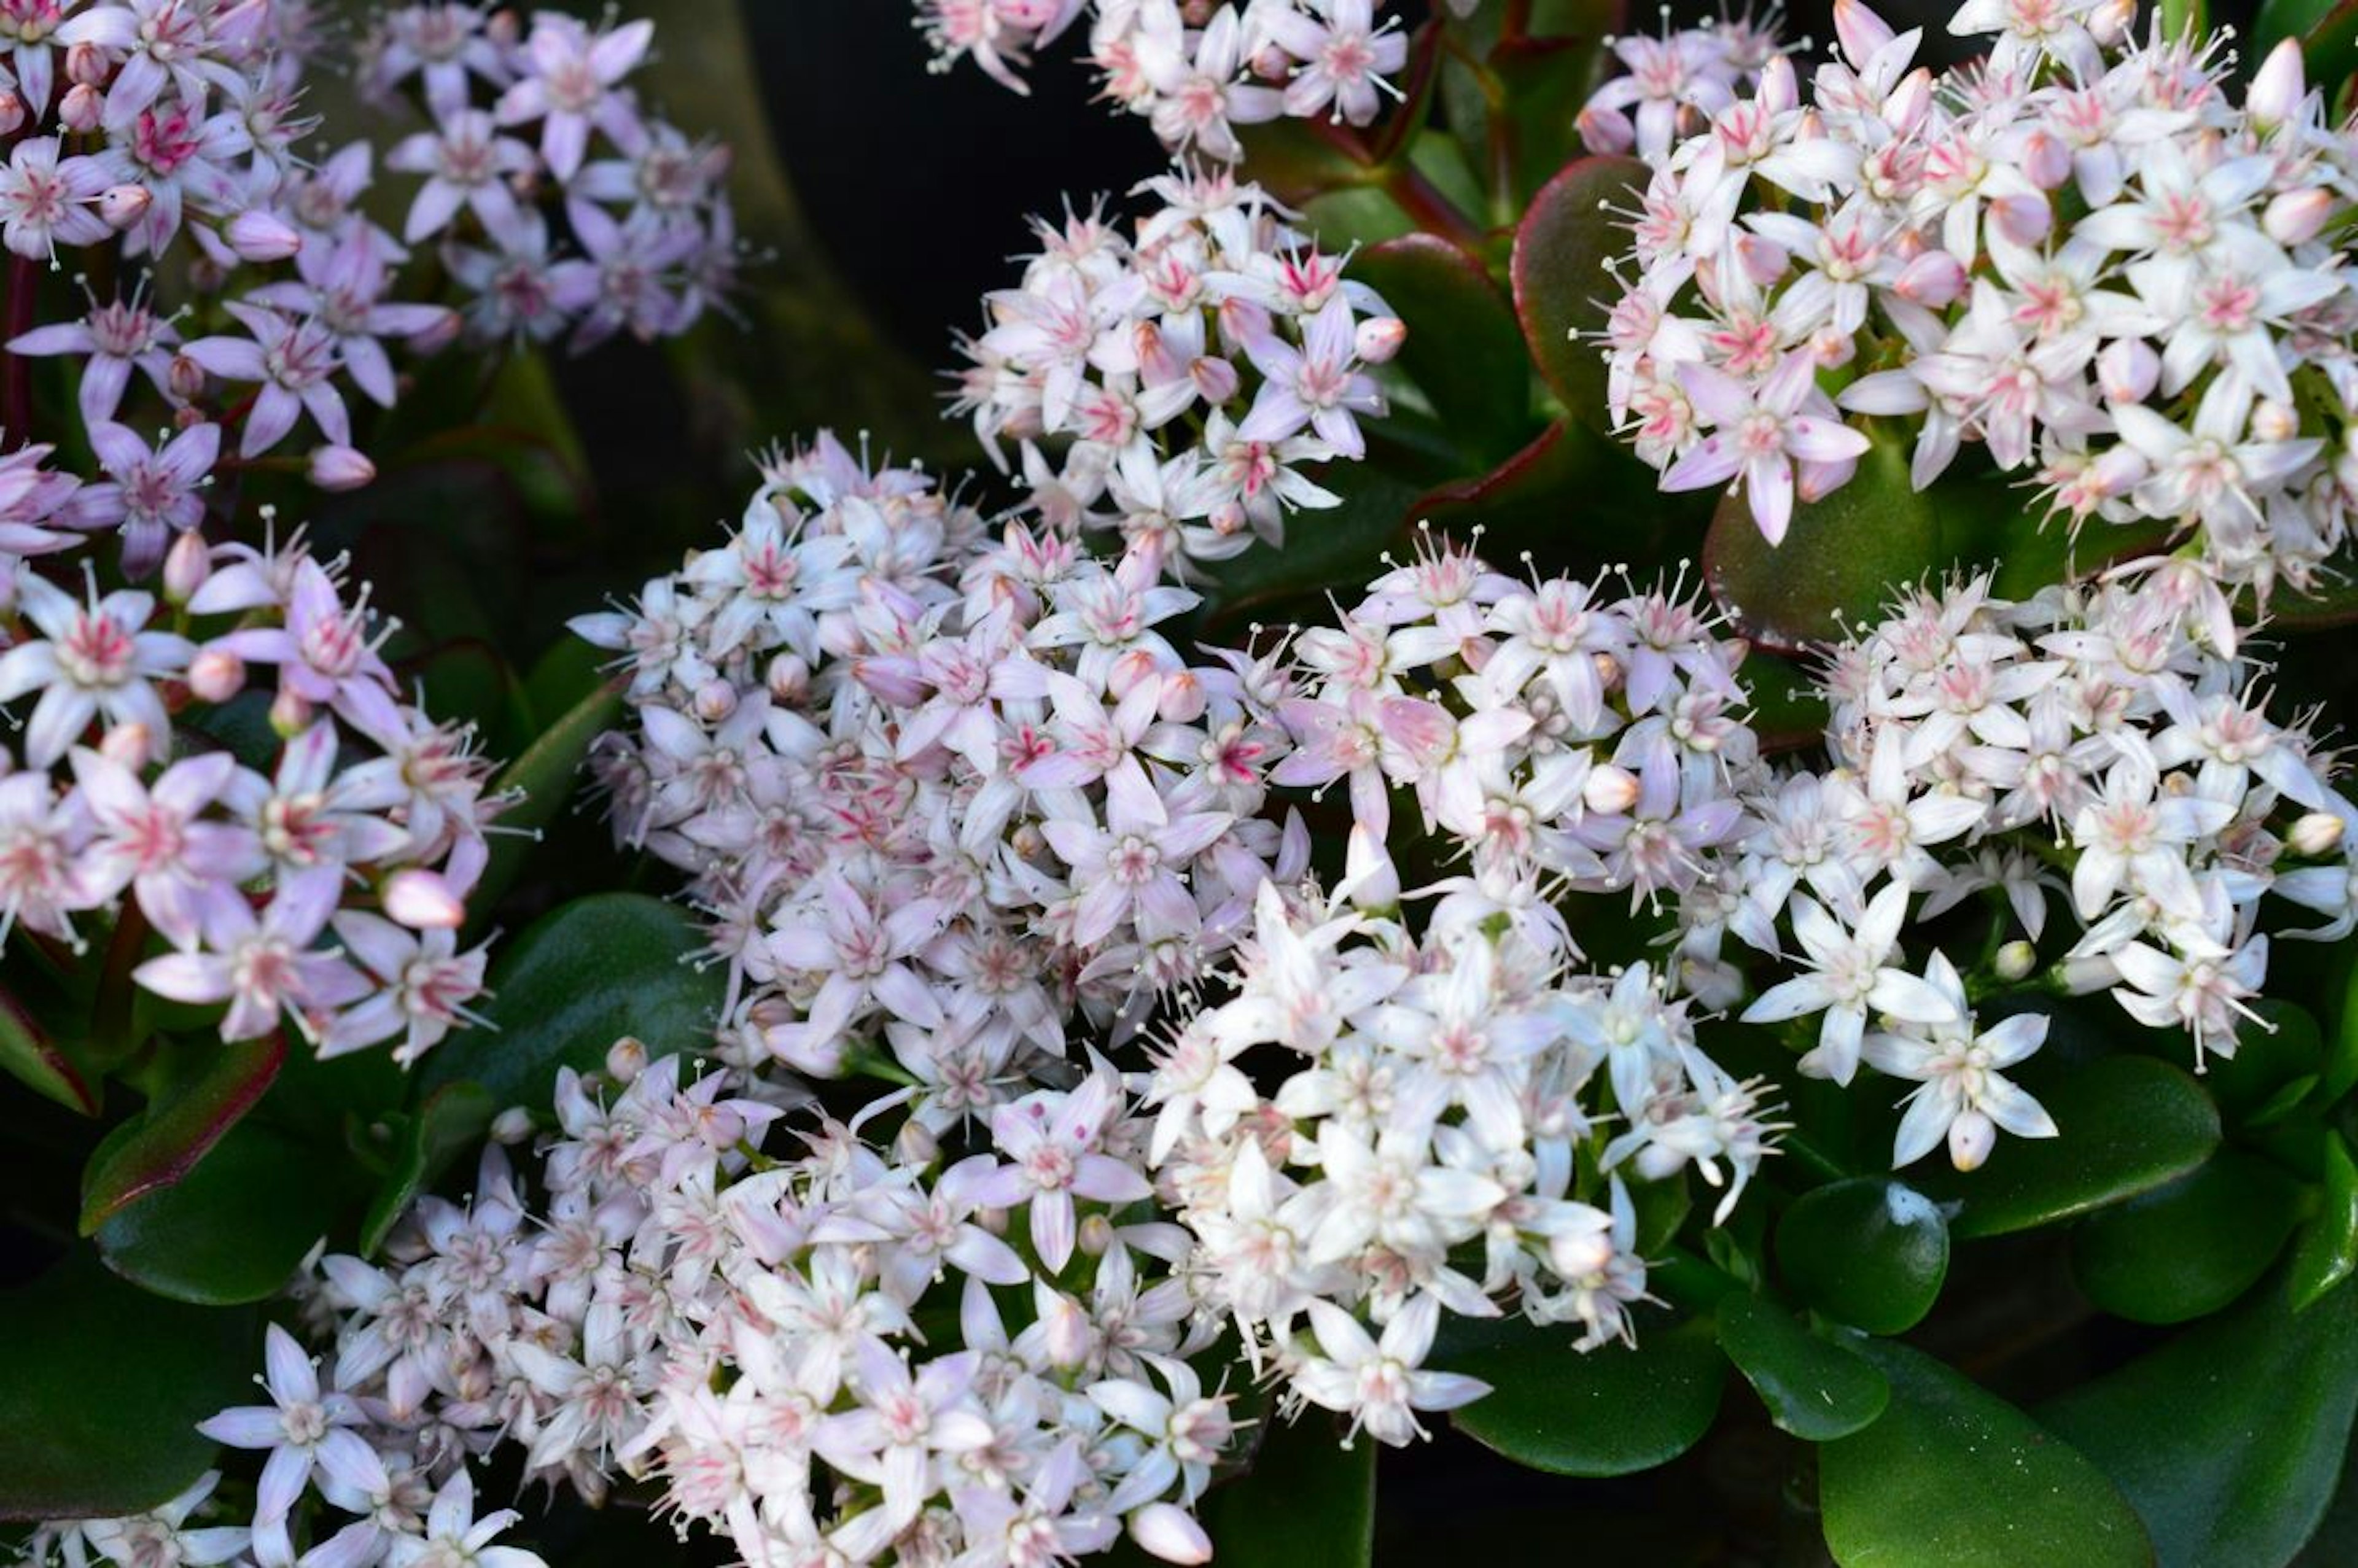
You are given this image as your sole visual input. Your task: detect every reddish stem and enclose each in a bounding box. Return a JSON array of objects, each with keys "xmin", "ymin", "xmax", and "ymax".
[
  {"xmin": 1500, "ymin": 0, "xmax": 1534, "ymax": 39},
  {"xmin": 1384, "ymin": 162, "xmax": 1489, "ymax": 254}
]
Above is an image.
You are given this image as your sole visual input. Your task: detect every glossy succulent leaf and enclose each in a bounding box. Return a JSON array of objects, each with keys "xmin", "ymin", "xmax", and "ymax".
[
  {"xmin": 96, "ymin": 1120, "xmax": 343, "ymax": 1306},
  {"xmin": 1490, "ymin": 34, "xmax": 1619, "ymax": 208},
  {"xmin": 1773, "ymin": 1178, "xmax": 1949, "ymax": 1334},
  {"xmin": 1408, "ymin": 417, "xmax": 1710, "ymax": 577},
  {"xmin": 465, "ymin": 670, "xmax": 625, "ymax": 931},
  {"xmin": 2256, "ymin": 0, "xmax": 2358, "ymax": 96},
  {"xmin": 1714, "ymin": 1294, "xmax": 1889, "ymax": 1442},
  {"xmin": 419, "ymin": 892, "xmax": 723, "ymax": 1111},
  {"xmin": 0, "ymin": 1253, "xmax": 254, "ymax": 1521},
  {"xmin": 1511, "ymin": 155, "xmax": 1646, "ymax": 439},
  {"xmin": 359, "ymin": 1080, "xmax": 497, "ymax": 1256},
  {"xmin": 2071, "ymin": 1152, "xmax": 2305, "ymax": 1324},
  {"xmin": 1437, "ymin": 1311, "xmax": 1724, "ymax": 1477},
  {"xmin": 2209, "ymin": 1001, "xmax": 2326, "ymax": 1127},
  {"xmin": 2045, "ymin": 1275, "xmax": 2358, "ymax": 1568},
  {"xmin": 1910, "ymin": 1054, "xmax": 2220, "ymax": 1238},
  {"xmin": 2324, "ymin": 960, "xmax": 2358, "ymax": 1105},
  {"xmin": 2290, "ymin": 1131, "xmax": 2358, "ymax": 1312},
  {"xmin": 1349, "ymin": 233, "xmax": 1538, "ymax": 467},
  {"xmin": 1744, "ymin": 650, "xmax": 1834, "ymax": 752},
  {"xmin": 1200, "ymin": 1412, "xmax": 1375, "ymax": 1567},
  {"xmin": 1702, "ymin": 433, "xmax": 1945, "ymax": 655},
  {"xmin": 1821, "ymin": 1339, "xmax": 2151, "ymax": 1568},
  {"xmin": 79, "ymin": 1032, "xmax": 286, "ymax": 1234},
  {"xmin": 0, "ymin": 980, "xmax": 96, "ymax": 1115},
  {"xmin": 1200, "ymin": 468, "xmax": 1425, "ymax": 638}
]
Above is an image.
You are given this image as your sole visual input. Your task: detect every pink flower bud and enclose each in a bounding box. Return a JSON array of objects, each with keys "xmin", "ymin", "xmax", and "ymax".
[
  {"xmin": 1077, "ymin": 1213, "xmax": 1115, "ymax": 1257},
  {"xmin": 1757, "ymin": 53, "xmax": 1798, "ymax": 114},
  {"xmin": 166, "ymin": 352, "xmax": 206, "ymax": 403},
  {"xmin": 0, "ymin": 93, "xmax": 24, "ymax": 137},
  {"xmin": 2254, "ymin": 398, "xmax": 2301, "ymax": 443},
  {"xmin": 1354, "ymin": 315, "xmax": 1407, "ymax": 365},
  {"xmin": 2021, "ymin": 130, "xmax": 2072, "ymax": 190},
  {"xmin": 162, "ymin": 529, "xmax": 212, "ymax": 604},
  {"xmin": 1107, "ymin": 646, "xmax": 1159, "ymax": 701},
  {"xmin": 766, "ymin": 653, "xmax": 809, "ymax": 704},
  {"xmin": 1577, "ymin": 103, "xmax": 1636, "ymax": 157},
  {"xmin": 2250, "ymin": 37, "xmax": 2309, "ymax": 130},
  {"xmin": 895, "ymin": 1117, "xmax": 938, "ymax": 1168},
  {"xmin": 97, "ymin": 186, "xmax": 154, "ymax": 239},
  {"xmin": 1039, "ymin": 1291, "xmax": 1092, "ymax": 1368},
  {"xmin": 2089, "ymin": 0, "xmax": 2133, "ymax": 43},
  {"xmin": 99, "ymin": 721, "xmax": 152, "ymax": 769},
  {"xmin": 187, "ymin": 648, "xmax": 246, "ymax": 702},
  {"xmin": 384, "ymin": 868, "xmax": 465, "ymax": 930},
  {"xmin": 2291, "ymin": 810, "xmax": 2346, "ymax": 856},
  {"xmin": 268, "ymin": 686, "xmax": 313, "ymax": 736},
  {"xmin": 64, "ymin": 40, "xmax": 106, "ymax": 87},
  {"xmin": 58, "ymin": 81, "xmax": 101, "ymax": 132},
  {"xmin": 1582, "ymin": 763, "xmax": 1641, "ymax": 815},
  {"xmin": 2265, "ymin": 187, "xmax": 2337, "ymax": 246},
  {"xmin": 1342, "ymin": 824, "xmax": 1400, "ymax": 910},
  {"xmin": 1893, "ymin": 249, "xmax": 1967, "ymax": 308},
  {"xmin": 1216, "ymin": 295, "xmax": 1272, "ymax": 355},
  {"xmin": 1248, "ymin": 42, "xmax": 1290, "ymax": 79},
  {"xmin": 1129, "ymin": 1504, "xmax": 1213, "ymax": 1566},
  {"xmin": 1208, "ymin": 500, "xmax": 1248, "ymax": 537},
  {"xmin": 1156, "ymin": 669, "xmax": 1207, "ymax": 723},
  {"xmin": 307, "ymin": 444, "xmax": 376, "ymax": 492},
  {"xmin": 172, "ymin": 403, "xmax": 207, "ymax": 431},
  {"xmin": 485, "ymin": 6, "xmax": 519, "ymax": 45},
  {"xmin": 1734, "ymin": 231, "xmax": 1789, "ymax": 287},
  {"xmin": 692, "ymin": 678, "xmax": 738, "ymax": 724},
  {"xmin": 1989, "ymin": 193, "xmax": 2052, "ymax": 246},
  {"xmin": 1189, "ymin": 354, "xmax": 1239, "ymax": 405},
  {"xmin": 605, "ymin": 1036, "xmax": 649, "ymax": 1084},
  {"xmin": 1884, "ymin": 69, "xmax": 1933, "ymax": 138},
  {"xmin": 1834, "ymin": 0, "xmax": 1897, "ymax": 64},
  {"xmin": 1808, "ymin": 324, "xmax": 1857, "ymax": 368},
  {"xmin": 225, "ymin": 209, "xmax": 302, "ymax": 262},
  {"xmin": 2097, "ymin": 338, "xmax": 2160, "ymax": 404},
  {"xmin": 490, "ymin": 1107, "xmax": 535, "ymax": 1144}
]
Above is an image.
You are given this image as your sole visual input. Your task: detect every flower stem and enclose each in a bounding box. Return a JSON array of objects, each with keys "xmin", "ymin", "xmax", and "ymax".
[
  {"xmin": 1383, "ymin": 161, "xmax": 1488, "ymax": 254},
  {"xmin": 1, "ymin": 254, "xmax": 37, "ymax": 446}
]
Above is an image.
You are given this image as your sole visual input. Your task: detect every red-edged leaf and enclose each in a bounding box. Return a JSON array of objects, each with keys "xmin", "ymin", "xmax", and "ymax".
[
  {"xmin": 0, "ymin": 982, "xmax": 96, "ymax": 1115},
  {"xmin": 1366, "ymin": 18, "xmax": 1445, "ymax": 166},
  {"xmin": 1411, "ymin": 418, "xmax": 1711, "ymax": 576},
  {"xmin": 1511, "ymin": 155, "xmax": 1646, "ymax": 439},
  {"xmin": 78, "ymin": 1032, "xmax": 285, "ymax": 1233},
  {"xmin": 1350, "ymin": 233, "xmax": 1537, "ymax": 465}
]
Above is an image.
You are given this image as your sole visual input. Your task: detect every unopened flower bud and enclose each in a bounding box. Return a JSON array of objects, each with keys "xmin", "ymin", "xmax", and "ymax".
[
  {"xmin": 268, "ymin": 685, "xmax": 313, "ymax": 735},
  {"xmin": 1040, "ymin": 1292, "xmax": 1092, "ymax": 1368},
  {"xmin": 1129, "ymin": 1504, "xmax": 1213, "ymax": 1566},
  {"xmin": 2060, "ymin": 953, "xmax": 2120, "ymax": 995},
  {"xmin": 490, "ymin": 1107, "xmax": 535, "ymax": 1144},
  {"xmin": 187, "ymin": 647, "xmax": 245, "ymax": 702},
  {"xmin": 2250, "ymin": 37, "xmax": 2309, "ymax": 130},
  {"xmin": 2021, "ymin": 130, "xmax": 2072, "ymax": 190},
  {"xmin": 2097, "ymin": 338, "xmax": 2160, "ymax": 405},
  {"xmin": 1833, "ymin": 0, "xmax": 1896, "ymax": 64},
  {"xmin": 1893, "ymin": 249, "xmax": 1967, "ymax": 309},
  {"xmin": 485, "ymin": 6, "xmax": 519, "ymax": 45},
  {"xmin": 2265, "ymin": 187, "xmax": 2337, "ymax": 247},
  {"xmin": 1808, "ymin": 323, "xmax": 1856, "ymax": 368},
  {"xmin": 605, "ymin": 1036, "xmax": 648, "ymax": 1084},
  {"xmin": 1342, "ymin": 824, "xmax": 1400, "ymax": 910},
  {"xmin": 1354, "ymin": 315, "xmax": 1407, "ymax": 365},
  {"xmin": 765, "ymin": 653, "xmax": 808, "ymax": 704},
  {"xmin": 99, "ymin": 721, "xmax": 151, "ymax": 769},
  {"xmin": 691, "ymin": 678, "xmax": 738, "ymax": 725},
  {"xmin": 383, "ymin": 867, "xmax": 465, "ymax": 930},
  {"xmin": 1207, "ymin": 499, "xmax": 1248, "ymax": 537},
  {"xmin": 2253, "ymin": 398, "xmax": 2301, "ymax": 444},
  {"xmin": 1582, "ymin": 763, "xmax": 1641, "ymax": 815},
  {"xmin": 1077, "ymin": 1213, "xmax": 1116, "ymax": 1258},
  {"xmin": 1757, "ymin": 53, "xmax": 1797, "ymax": 114},
  {"xmin": 1734, "ymin": 231, "xmax": 1789, "ymax": 287},
  {"xmin": 2089, "ymin": 0, "xmax": 2133, "ymax": 42},
  {"xmin": 306, "ymin": 444, "xmax": 376, "ymax": 492},
  {"xmin": 1156, "ymin": 669, "xmax": 1206, "ymax": 724},
  {"xmin": 58, "ymin": 81, "xmax": 101, "ymax": 131},
  {"xmin": 2291, "ymin": 810, "xmax": 2347, "ymax": 856},
  {"xmin": 1994, "ymin": 940, "xmax": 2039, "ymax": 982},
  {"xmin": 95, "ymin": 185, "xmax": 153, "ymax": 239},
  {"xmin": 1248, "ymin": 42, "xmax": 1290, "ymax": 79},
  {"xmin": 1576, "ymin": 103, "xmax": 1636, "ymax": 157},
  {"xmin": 166, "ymin": 352, "xmax": 206, "ymax": 403},
  {"xmin": 766, "ymin": 1021, "xmax": 842, "ymax": 1076},
  {"xmin": 1549, "ymin": 1222, "xmax": 1614, "ymax": 1279},
  {"xmin": 225, "ymin": 209, "xmax": 302, "ymax": 262},
  {"xmin": 0, "ymin": 93, "xmax": 24, "ymax": 138},
  {"xmin": 1189, "ymin": 354, "xmax": 1240, "ymax": 405},
  {"xmin": 64, "ymin": 40, "xmax": 106, "ymax": 87},
  {"xmin": 1107, "ymin": 647, "xmax": 1158, "ymax": 701},
  {"xmin": 894, "ymin": 1118, "xmax": 938, "ymax": 1168},
  {"xmin": 161, "ymin": 529, "xmax": 212, "ymax": 603},
  {"xmin": 1989, "ymin": 193, "xmax": 2052, "ymax": 247}
]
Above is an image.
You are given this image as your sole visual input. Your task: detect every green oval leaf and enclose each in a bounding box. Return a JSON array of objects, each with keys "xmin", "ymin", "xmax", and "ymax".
[
  {"xmin": 96, "ymin": 1120, "xmax": 342, "ymax": 1305},
  {"xmin": 420, "ymin": 892, "xmax": 723, "ymax": 1111},
  {"xmin": 0, "ymin": 980, "xmax": 96, "ymax": 1115},
  {"xmin": 2072, "ymin": 1151, "xmax": 2305, "ymax": 1324},
  {"xmin": 1437, "ymin": 1311, "xmax": 1724, "ymax": 1477},
  {"xmin": 1200, "ymin": 467, "xmax": 1424, "ymax": 639},
  {"xmin": 465, "ymin": 673, "xmax": 625, "ymax": 931},
  {"xmin": 1775, "ymin": 1178, "xmax": 1949, "ymax": 1335},
  {"xmin": 1200, "ymin": 1412, "xmax": 1374, "ymax": 1567},
  {"xmin": 0, "ymin": 1254, "xmax": 254, "ymax": 1521},
  {"xmin": 1911, "ymin": 1054, "xmax": 2221, "ymax": 1239},
  {"xmin": 1510, "ymin": 154, "xmax": 1645, "ymax": 440},
  {"xmin": 1715, "ymin": 1294, "xmax": 1889, "ymax": 1442},
  {"xmin": 1822, "ymin": 1339, "xmax": 2152, "ymax": 1568},
  {"xmin": 2210, "ymin": 1000, "xmax": 2326, "ymax": 1127},
  {"xmin": 359, "ymin": 1079, "xmax": 497, "ymax": 1256},
  {"xmin": 2290, "ymin": 1130, "xmax": 2358, "ymax": 1312},
  {"xmin": 1350, "ymin": 233, "xmax": 1537, "ymax": 467},
  {"xmin": 2044, "ymin": 1275, "xmax": 2358, "ymax": 1568},
  {"xmin": 79, "ymin": 1032, "xmax": 286, "ymax": 1234}
]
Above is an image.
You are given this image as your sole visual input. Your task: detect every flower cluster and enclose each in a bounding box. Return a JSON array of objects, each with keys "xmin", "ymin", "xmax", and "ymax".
[
  {"xmin": 1687, "ymin": 565, "xmax": 2355, "ymax": 1168},
  {"xmin": 165, "ymin": 1046, "xmax": 1243, "ymax": 1568},
  {"xmin": 0, "ymin": 527, "xmax": 503, "ymax": 1062},
  {"xmin": 916, "ymin": 0, "xmax": 1436, "ymax": 159},
  {"xmin": 1274, "ymin": 535, "xmax": 1761, "ymax": 918},
  {"xmin": 357, "ymin": 3, "xmax": 742, "ymax": 353},
  {"xmin": 1151, "ymin": 871, "xmax": 1781, "ymax": 1443},
  {"xmin": 953, "ymin": 166, "xmax": 1401, "ymax": 580},
  {"xmin": 1588, "ymin": 2, "xmax": 2358, "ymax": 594},
  {"xmin": 572, "ymin": 433, "xmax": 1305, "ymax": 1100}
]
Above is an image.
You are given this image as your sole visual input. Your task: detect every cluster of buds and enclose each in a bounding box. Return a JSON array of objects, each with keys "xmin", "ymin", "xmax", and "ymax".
[
  {"xmin": 1589, "ymin": 1, "xmax": 2358, "ymax": 595},
  {"xmin": 916, "ymin": 0, "xmax": 1431, "ymax": 160},
  {"xmin": 1150, "ymin": 870, "xmax": 1781, "ymax": 1444},
  {"xmin": 954, "ymin": 165, "xmax": 1402, "ymax": 582},
  {"xmin": 572, "ymin": 434, "xmax": 1307, "ymax": 1100},
  {"xmin": 0, "ymin": 526, "xmax": 504, "ymax": 1062}
]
